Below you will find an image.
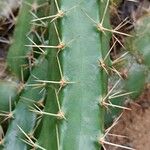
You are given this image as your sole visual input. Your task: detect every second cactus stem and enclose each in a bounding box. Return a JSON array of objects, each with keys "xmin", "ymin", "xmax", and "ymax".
[{"xmin": 37, "ymin": 0, "xmax": 111, "ymax": 150}]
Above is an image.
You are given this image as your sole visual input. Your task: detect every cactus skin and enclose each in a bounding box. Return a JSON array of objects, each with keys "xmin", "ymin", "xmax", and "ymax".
[
  {"xmin": 37, "ymin": 1, "xmax": 111, "ymax": 150},
  {"xmin": 2, "ymin": 57, "xmax": 48, "ymax": 150},
  {"xmin": 127, "ymin": 15, "xmax": 150, "ymax": 66},
  {"xmin": 105, "ymin": 15, "xmax": 150, "ymax": 125},
  {"xmin": 105, "ymin": 54, "xmax": 147, "ymax": 125},
  {"xmin": 107, "ymin": 9, "xmax": 150, "ymax": 124},
  {"xmin": 123, "ymin": 59, "xmax": 147, "ymax": 99},
  {"xmin": 0, "ymin": 80, "xmax": 20, "ymax": 112},
  {"xmin": 7, "ymin": 0, "xmax": 35, "ymax": 80},
  {"xmin": 0, "ymin": 80, "xmax": 20, "ymax": 124},
  {"xmin": 7, "ymin": 0, "xmax": 48, "ymax": 80}
]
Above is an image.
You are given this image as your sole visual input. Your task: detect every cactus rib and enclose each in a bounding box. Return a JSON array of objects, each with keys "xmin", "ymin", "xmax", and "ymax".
[
  {"xmin": 7, "ymin": 0, "xmax": 35, "ymax": 80},
  {"xmin": 7, "ymin": 0, "xmax": 48, "ymax": 80},
  {"xmin": 3, "ymin": 57, "xmax": 48, "ymax": 150},
  {"xmin": 37, "ymin": 0, "xmax": 111, "ymax": 149}
]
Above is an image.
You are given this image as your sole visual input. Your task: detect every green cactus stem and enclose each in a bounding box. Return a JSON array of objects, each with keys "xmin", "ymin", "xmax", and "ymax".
[
  {"xmin": 105, "ymin": 52, "xmax": 148, "ymax": 125},
  {"xmin": 0, "ymin": 80, "xmax": 20, "ymax": 112},
  {"xmin": 7, "ymin": 0, "xmax": 48, "ymax": 81},
  {"xmin": 2, "ymin": 57, "xmax": 48, "ymax": 150},
  {"xmin": 126, "ymin": 15, "xmax": 150, "ymax": 66},
  {"xmin": 104, "ymin": 14, "xmax": 150, "ymax": 125},
  {"xmin": 37, "ymin": 0, "xmax": 111, "ymax": 150}
]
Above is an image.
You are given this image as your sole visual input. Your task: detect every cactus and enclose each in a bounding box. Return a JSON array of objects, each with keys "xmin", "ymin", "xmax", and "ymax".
[
  {"xmin": 7, "ymin": 0, "xmax": 34, "ymax": 80},
  {"xmin": 105, "ymin": 54, "xmax": 148, "ymax": 125},
  {"xmin": 7, "ymin": 0, "xmax": 48, "ymax": 80},
  {"xmin": 35, "ymin": 0, "xmax": 112, "ymax": 149},
  {"xmin": 105, "ymin": 14, "xmax": 150, "ymax": 125},
  {"xmin": 126, "ymin": 15, "xmax": 150, "ymax": 66},
  {"xmin": 0, "ymin": 79, "xmax": 21, "ymax": 125},
  {"xmin": 1, "ymin": 0, "xmax": 150, "ymax": 150},
  {"xmin": 2, "ymin": 57, "xmax": 48, "ymax": 150},
  {"xmin": 0, "ymin": 80, "xmax": 20, "ymax": 112},
  {"xmin": 1, "ymin": 0, "xmax": 49, "ymax": 149}
]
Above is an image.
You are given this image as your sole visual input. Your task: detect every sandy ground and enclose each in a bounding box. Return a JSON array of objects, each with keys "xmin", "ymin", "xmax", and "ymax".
[{"xmin": 106, "ymin": 84, "xmax": 150, "ymax": 150}]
